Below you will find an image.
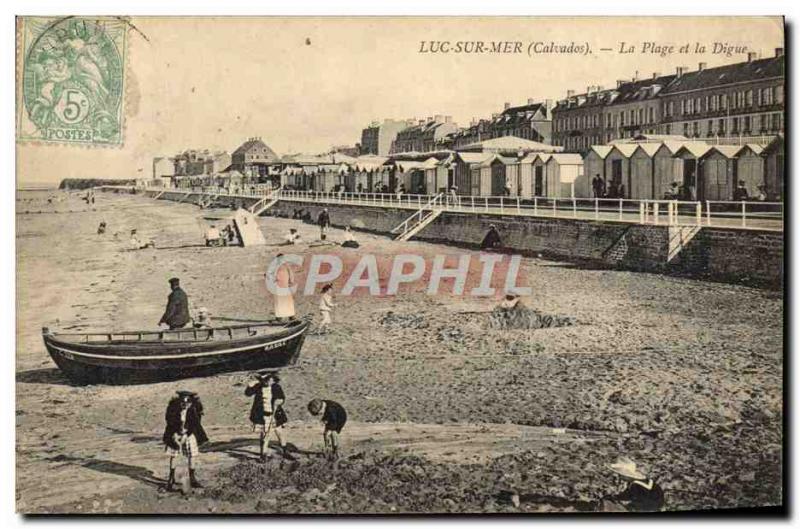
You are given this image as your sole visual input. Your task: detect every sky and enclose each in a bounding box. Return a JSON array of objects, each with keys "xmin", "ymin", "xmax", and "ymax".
[{"xmin": 16, "ymin": 16, "xmax": 784, "ymax": 185}]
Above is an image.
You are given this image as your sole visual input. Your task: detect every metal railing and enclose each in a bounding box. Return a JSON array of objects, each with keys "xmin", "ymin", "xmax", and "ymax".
[
  {"xmin": 140, "ymin": 186, "xmax": 783, "ymax": 232},
  {"xmin": 391, "ymin": 193, "xmax": 444, "ymax": 236}
]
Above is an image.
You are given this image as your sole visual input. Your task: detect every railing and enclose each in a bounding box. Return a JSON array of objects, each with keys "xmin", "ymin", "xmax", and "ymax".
[
  {"xmin": 141, "ymin": 186, "xmax": 783, "ymax": 232},
  {"xmin": 391, "ymin": 193, "xmax": 444, "ymax": 236}
]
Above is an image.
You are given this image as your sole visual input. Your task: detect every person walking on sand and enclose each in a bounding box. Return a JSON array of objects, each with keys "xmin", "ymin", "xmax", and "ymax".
[
  {"xmin": 245, "ymin": 371, "xmax": 293, "ymax": 461},
  {"xmin": 162, "ymin": 390, "xmax": 208, "ymax": 492},
  {"xmin": 319, "ymin": 284, "xmax": 336, "ymax": 332},
  {"xmin": 600, "ymin": 457, "xmax": 664, "ymax": 512},
  {"xmin": 318, "ymin": 208, "xmax": 331, "ymax": 240},
  {"xmin": 307, "ymin": 398, "xmax": 347, "ymax": 461},
  {"xmin": 269, "ymin": 254, "xmax": 296, "ymax": 321},
  {"xmin": 158, "ymin": 278, "xmax": 191, "ymax": 330}
]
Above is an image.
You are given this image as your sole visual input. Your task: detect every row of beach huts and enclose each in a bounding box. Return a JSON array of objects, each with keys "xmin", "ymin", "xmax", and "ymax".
[{"xmin": 180, "ymin": 134, "xmax": 784, "ymax": 203}]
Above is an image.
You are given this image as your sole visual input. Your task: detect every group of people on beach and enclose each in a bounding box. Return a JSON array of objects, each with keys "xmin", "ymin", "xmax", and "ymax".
[{"xmin": 161, "ymin": 380, "xmax": 348, "ymax": 493}]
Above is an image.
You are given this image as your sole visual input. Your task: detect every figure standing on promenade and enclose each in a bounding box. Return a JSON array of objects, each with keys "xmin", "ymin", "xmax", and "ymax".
[
  {"xmin": 592, "ymin": 174, "xmax": 604, "ymax": 198},
  {"xmin": 733, "ymin": 180, "xmax": 750, "ymax": 201},
  {"xmin": 318, "ymin": 208, "xmax": 331, "ymax": 240},
  {"xmin": 162, "ymin": 391, "xmax": 208, "ymax": 492},
  {"xmin": 318, "ymin": 284, "xmax": 336, "ymax": 332},
  {"xmin": 270, "ymin": 254, "xmax": 296, "ymax": 321},
  {"xmin": 601, "ymin": 457, "xmax": 664, "ymax": 512},
  {"xmin": 245, "ymin": 371, "xmax": 292, "ymax": 461},
  {"xmin": 97, "ymin": 220, "xmax": 106, "ymax": 235},
  {"xmin": 158, "ymin": 277, "xmax": 191, "ymax": 330},
  {"xmin": 307, "ymin": 398, "xmax": 347, "ymax": 461}
]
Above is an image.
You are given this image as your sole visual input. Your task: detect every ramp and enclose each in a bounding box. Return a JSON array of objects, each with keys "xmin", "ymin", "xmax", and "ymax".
[{"xmin": 232, "ymin": 208, "xmax": 267, "ymax": 246}]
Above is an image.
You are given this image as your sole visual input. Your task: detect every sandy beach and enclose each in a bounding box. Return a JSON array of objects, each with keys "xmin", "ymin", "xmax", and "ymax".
[{"xmin": 15, "ymin": 190, "xmax": 783, "ymax": 513}]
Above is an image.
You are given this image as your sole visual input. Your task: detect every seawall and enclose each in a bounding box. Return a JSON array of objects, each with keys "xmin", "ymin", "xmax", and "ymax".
[{"xmin": 131, "ymin": 189, "xmax": 783, "ymax": 289}]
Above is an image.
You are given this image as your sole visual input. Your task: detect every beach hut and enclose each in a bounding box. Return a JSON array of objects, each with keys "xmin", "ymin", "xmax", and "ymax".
[
  {"xmin": 673, "ymin": 143, "xmax": 712, "ymax": 201},
  {"xmin": 604, "ymin": 144, "xmax": 638, "ymax": 198},
  {"xmin": 628, "ymin": 143, "xmax": 660, "ymax": 200},
  {"xmin": 762, "ymin": 135, "xmax": 784, "ymax": 200},
  {"xmin": 579, "ymin": 146, "xmax": 612, "ymax": 198},
  {"xmin": 698, "ymin": 146, "xmax": 742, "ymax": 201},
  {"xmin": 423, "ymin": 156, "xmax": 452, "ymax": 195},
  {"xmin": 518, "ymin": 154, "xmax": 535, "ymax": 198},
  {"xmin": 651, "ymin": 142, "xmax": 685, "ymax": 199},
  {"xmin": 735, "ymin": 145, "xmax": 766, "ymax": 198},
  {"xmin": 531, "ymin": 153, "xmax": 552, "ymax": 197},
  {"xmin": 453, "ymin": 152, "xmax": 494, "ymax": 195},
  {"xmin": 545, "ymin": 153, "xmax": 584, "ymax": 198}
]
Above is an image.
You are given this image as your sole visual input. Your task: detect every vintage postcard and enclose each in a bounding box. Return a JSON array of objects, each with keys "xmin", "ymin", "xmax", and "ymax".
[{"xmin": 15, "ymin": 16, "xmax": 784, "ymax": 515}]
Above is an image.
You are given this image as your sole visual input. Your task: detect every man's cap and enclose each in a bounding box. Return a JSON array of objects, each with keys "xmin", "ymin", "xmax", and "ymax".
[
  {"xmin": 176, "ymin": 390, "xmax": 197, "ymax": 399},
  {"xmin": 169, "ymin": 277, "xmax": 180, "ymax": 285},
  {"xmin": 256, "ymin": 370, "xmax": 280, "ymax": 381}
]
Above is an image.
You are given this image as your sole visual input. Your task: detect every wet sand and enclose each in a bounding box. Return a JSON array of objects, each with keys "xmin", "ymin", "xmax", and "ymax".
[{"xmin": 16, "ymin": 190, "xmax": 783, "ymax": 513}]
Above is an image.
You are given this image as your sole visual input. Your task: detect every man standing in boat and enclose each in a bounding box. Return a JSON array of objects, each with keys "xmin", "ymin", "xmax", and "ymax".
[
  {"xmin": 162, "ymin": 390, "xmax": 208, "ymax": 492},
  {"xmin": 158, "ymin": 277, "xmax": 191, "ymax": 330},
  {"xmin": 244, "ymin": 371, "xmax": 293, "ymax": 461}
]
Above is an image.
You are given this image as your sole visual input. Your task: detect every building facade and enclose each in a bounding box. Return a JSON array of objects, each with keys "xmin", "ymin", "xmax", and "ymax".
[
  {"xmin": 390, "ymin": 116, "xmax": 458, "ymax": 154},
  {"xmin": 360, "ymin": 119, "xmax": 411, "ymax": 156},
  {"xmin": 231, "ymin": 137, "xmax": 280, "ymax": 179},
  {"xmin": 552, "ymin": 49, "xmax": 785, "ymax": 153},
  {"xmin": 657, "ymin": 50, "xmax": 784, "ymax": 142}
]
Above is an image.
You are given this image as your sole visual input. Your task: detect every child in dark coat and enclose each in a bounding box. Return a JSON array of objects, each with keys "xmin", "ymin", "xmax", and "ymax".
[
  {"xmin": 162, "ymin": 390, "xmax": 208, "ymax": 491},
  {"xmin": 245, "ymin": 371, "xmax": 291, "ymax": 460},
  {"xmin": 307, "ymin": 398, "xmax": 347, "ymax": 461}
]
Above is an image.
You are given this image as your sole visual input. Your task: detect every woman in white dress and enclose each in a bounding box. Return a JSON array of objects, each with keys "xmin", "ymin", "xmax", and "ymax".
[{"xmin": 270, "ymin": 253, "xmax": 296, "ymax": 320}]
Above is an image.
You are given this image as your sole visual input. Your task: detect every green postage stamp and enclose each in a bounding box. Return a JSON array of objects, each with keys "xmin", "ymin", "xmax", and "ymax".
[{"xmin": 17, "ymin": 17, "xmax": 128, "ymax": 146}]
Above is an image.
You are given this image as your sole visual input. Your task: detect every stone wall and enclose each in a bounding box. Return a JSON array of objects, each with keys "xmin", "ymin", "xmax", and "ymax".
[{"xmin": 128, "ymin": 191, "xmax": 783, "ymax": 289}]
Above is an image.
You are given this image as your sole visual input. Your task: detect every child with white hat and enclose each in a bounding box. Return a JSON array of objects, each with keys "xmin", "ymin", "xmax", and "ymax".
[{"xmin": 603, "ymin": 456, "xmax": 665, "ymax": 512}]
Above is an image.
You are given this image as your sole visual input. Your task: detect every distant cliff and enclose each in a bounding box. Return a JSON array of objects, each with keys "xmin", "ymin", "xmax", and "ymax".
[{"xmin": 58, "ymin": 178, "xmax": 136, "ymax": 190}]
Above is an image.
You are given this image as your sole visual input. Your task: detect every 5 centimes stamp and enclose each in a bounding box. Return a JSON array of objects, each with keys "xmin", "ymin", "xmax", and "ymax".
[{"xmin": 17, "ymin": 16, "xmax": 128, "ymax": 146}]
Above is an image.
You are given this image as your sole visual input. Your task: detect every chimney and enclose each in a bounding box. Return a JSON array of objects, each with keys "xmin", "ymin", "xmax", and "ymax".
[
  {"xmin": 544, "ymin": 98, "xmax": 553, "ymax": 111},
  {"xmin": 504, "ymin": 102, "xmax": 511, "ymax": 110},
  {"xmin": 747, "ymin": 52, "xmax": 757, "ymax": 62},
  {"xmin": 527, "ymin": 98, "xmax": 535, "ymax": 105},
  {"xmin": 676, "ymin": 66, "xmax": 688, "ymax": 78},
  {"xmin": 616, "ymin": 79, "xmax": 627, "ymax": 88},
  {"xmin": 566, "ymin": 90, "xmax": 575, "ymax": 98},
  {"xmin": 652, "ymin": 72, "xmax": 659, "ymax": 80},
  {"xmin": 444, "ymin": 115, "xmax": 452, "ymax": 123},
  {"xmin": 698, "ymin": 62, "xmax": 707, "ymax": 71},
  {"xmin": 775, "ymin": 47, "xmax": 784, "ymax": 57},
  {"xmin": 586, "ymin": 86, "xmax": 593, "ymax": 94}
]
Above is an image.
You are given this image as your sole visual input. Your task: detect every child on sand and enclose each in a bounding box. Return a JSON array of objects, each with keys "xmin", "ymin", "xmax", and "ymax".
[
  {"xmin": 162, "ymin": 390, "xmax": 208, "ymax": 492},
  {"xmin": 601, "ymin": 457, "xmax": 664, "ymax": 512},
  {"xmin": 307, "ymin": 398, "xmax": 347, "ymax": 461},
  {"xmin": 319, "ymin": 284, "xmax": 336, "ymax": 331}
]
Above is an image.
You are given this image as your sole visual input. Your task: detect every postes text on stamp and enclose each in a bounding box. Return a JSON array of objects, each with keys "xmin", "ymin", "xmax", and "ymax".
[{"xmin": 17, "ymin": 17, "xmax": 127, "ymax": 146}]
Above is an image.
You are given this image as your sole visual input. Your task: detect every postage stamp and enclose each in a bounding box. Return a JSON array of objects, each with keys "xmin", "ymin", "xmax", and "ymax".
[{"xmin": 17, "ymin": 16, "xmax": 128, "ymax": 146}]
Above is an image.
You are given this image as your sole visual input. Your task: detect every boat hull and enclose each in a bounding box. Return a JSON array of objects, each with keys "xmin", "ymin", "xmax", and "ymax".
[{"xmin": 43, "ymin": 320, "xmax": 308, "ymax": 385}]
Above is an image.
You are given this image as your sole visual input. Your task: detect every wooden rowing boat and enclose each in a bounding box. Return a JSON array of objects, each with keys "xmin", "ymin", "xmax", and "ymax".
[{"xmin": 42, "ymin": 319, "xmax": 309, "ymax": 385}]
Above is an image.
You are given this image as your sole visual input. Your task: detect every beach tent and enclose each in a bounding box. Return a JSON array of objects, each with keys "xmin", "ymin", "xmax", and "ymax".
[
  {"xmin": 604, "ymin": 144, "xmax": 638, "ymax": 198},
  {"xmin": 579, "ymin": 145, "xmax": 612, "ymax": 198},
  {"xmin": 232, "ymin": 208, "xmax": 266, "ymax": 247},
  {"xmin": 629, "ymin": 143, "xmax": 660, "ymax": 200},
  {"xmin": 545, "ymin": 153, "xmax": 583, "ymax": 198},
  {"xmin": 652, "ymin": 142, "xmax": 685, "ymax": 199},
  {"xmin": 735, "ymin": 144, "xmax": 766, "ymax": 198},
  {"xmin": 762, "ymin": 135, "xmax": 784, "ymax": 200},
  {"xmin": 672, "ymin": 143, "xmax": 713, "ymax": 201}
]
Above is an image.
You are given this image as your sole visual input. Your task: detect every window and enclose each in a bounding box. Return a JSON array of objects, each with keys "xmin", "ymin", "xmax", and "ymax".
[
  {"xmin": 665, "ymin": 124, "xmax": 671, "ymax": 135},
  {"xmin": 746, "ymin": 90, "xmax": 753, "ymax": 107},
  {"xmin": 707, "ymin": 120, "xmax": 714, "ymax": 136},
  {"xmin": 775, "ymin": 84, "xmax": 784, "ymax": 104},
  {"xmin": 695, "ymin": 97, "xmax": 701, "ymax": 114},
  {"xmin": 649, "ymin": 107, "xmax": 654, "ymax": 123},
  {"xmin": 732, "ymin": 117, "xmax": 739, "ymax": 133},
  {"xmin": 772, "ymin": 113, "xmax": 782, "ymax": 131},
  {"xmin": 760, "ymin": 114, "xmax": 767, "ymax": 131},
  {"xmin": 683, "ymin": 123, "xmax": 689, "ymax": 136},
  {"xmin": 686, "ymin": 99, "xmax": 693, "ymax": 114},
  {"xmin": 718, "ymin": 118, "xmax": 725, "ymax": 134},
  {"xmin": 638, "ymin": 109, "xmax": 643, "ymax": 124},
  {"xmin": 692, "ymin": 121, "xmax": 699, "ymax": 136},
  {"xmin": 721, "ymin": 95, "xmax": 727, "ymax": 109},
  {"xmin": 668, "ymin": 101, "xmax": 674, "ymax": 117},
  {"xmin": 743, "ymin": 116, "xmax": 751, "ymax": 132},
  {"xmin": 681, "ymin": 100, "xmax": 686, "ymax": 115}
]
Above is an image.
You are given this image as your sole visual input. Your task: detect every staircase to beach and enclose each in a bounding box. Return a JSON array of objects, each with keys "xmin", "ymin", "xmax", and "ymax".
[
  {"xmin": 391, "ymin": 193, "xmax": 443, "ymax": 241},
  {"xmin": 249, "ymin": 186, "xmax": 283, "ymax": 216}
]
